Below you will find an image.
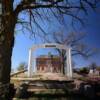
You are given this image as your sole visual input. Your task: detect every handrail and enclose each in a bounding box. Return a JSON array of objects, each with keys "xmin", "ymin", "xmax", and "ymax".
[{"xmin": 11, "ymin": 69, "xmax": 27, "ymax": 77}]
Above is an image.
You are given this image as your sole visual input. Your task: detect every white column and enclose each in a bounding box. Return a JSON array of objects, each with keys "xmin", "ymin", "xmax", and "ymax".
[
  {"xmin": 66, "ymin": 47, "xmax": 72, "ymax": 78},
  {"xmin": 67, "ymin": 48, "xmax": 72, "ymax": 78},
  {"xmin": 28, "ymin": 49, "xmax": 33, "ymax": 77}
]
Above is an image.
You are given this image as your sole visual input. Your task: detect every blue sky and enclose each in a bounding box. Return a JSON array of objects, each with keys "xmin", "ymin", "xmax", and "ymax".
[{"xmin": 12, "ymin": 3, "xmax": 100, "ymax": 70}]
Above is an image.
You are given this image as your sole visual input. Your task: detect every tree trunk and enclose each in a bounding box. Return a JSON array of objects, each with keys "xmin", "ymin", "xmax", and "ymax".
[
  {"xmin": 0, "ymin": 0, "xmax": 17, "ymax": 98},
  {"xmin": 0, "ymin": 35, "xmax": 14, "ymax": 83},
  {"xmin": 59, "ymin": 50, "xmax": 66, "ymax": 74},
  {"xmin": 0, "ymin": 39, "xmax": 14, "ymax": 98},
  {"xmin": 0, "ymin": 22, "xmax": 16, "ymax": 99}
]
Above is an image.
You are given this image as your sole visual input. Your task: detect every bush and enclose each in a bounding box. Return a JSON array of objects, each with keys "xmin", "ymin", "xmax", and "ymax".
[{"xmin": 79, "ymin": 67, "xmax": 89, "ymax": 74}]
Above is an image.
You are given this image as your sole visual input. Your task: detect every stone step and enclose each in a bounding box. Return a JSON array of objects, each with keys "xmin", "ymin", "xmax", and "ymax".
[{"xmin": 27, "ymin": 88, "xmax": 66, "ymax": 94}]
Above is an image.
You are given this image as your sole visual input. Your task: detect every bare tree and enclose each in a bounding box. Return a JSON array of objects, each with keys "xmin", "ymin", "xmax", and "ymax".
[
  {"xmin": 0, "ymin": 0, "xmax": 99, "ymax": 98},
  {"xmin": 43, "ymin": 32, "xmax": 97, "ymax": 73}
]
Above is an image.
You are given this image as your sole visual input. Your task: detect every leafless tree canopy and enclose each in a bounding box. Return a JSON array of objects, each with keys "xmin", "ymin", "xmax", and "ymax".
[
  {"xmin": 1, "ymin": 0, "xmax": 99, "ymax": 35},
  {"xmin": 43, "ymin": 32, "xmax": 97, "ymax": 58},
  {"xmin": 42, "ymin": 32, "xmax": 98, "ymax": 71}
]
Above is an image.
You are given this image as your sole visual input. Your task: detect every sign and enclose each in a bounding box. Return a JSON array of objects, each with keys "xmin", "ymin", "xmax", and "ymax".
[{"xmin": 45, "ymin": 45, "xmax": 56, "ymax": 48}]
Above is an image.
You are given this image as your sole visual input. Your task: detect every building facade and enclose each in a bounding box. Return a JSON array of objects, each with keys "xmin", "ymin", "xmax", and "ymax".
[{"xmin": 36, "ymin": 55, "xmax": 62, "ymax": 73}]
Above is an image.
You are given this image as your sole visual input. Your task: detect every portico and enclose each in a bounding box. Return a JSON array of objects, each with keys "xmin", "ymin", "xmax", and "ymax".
[{"xmin": 28, "ymin": 43, "xmax": 72, "ymax": 78}]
